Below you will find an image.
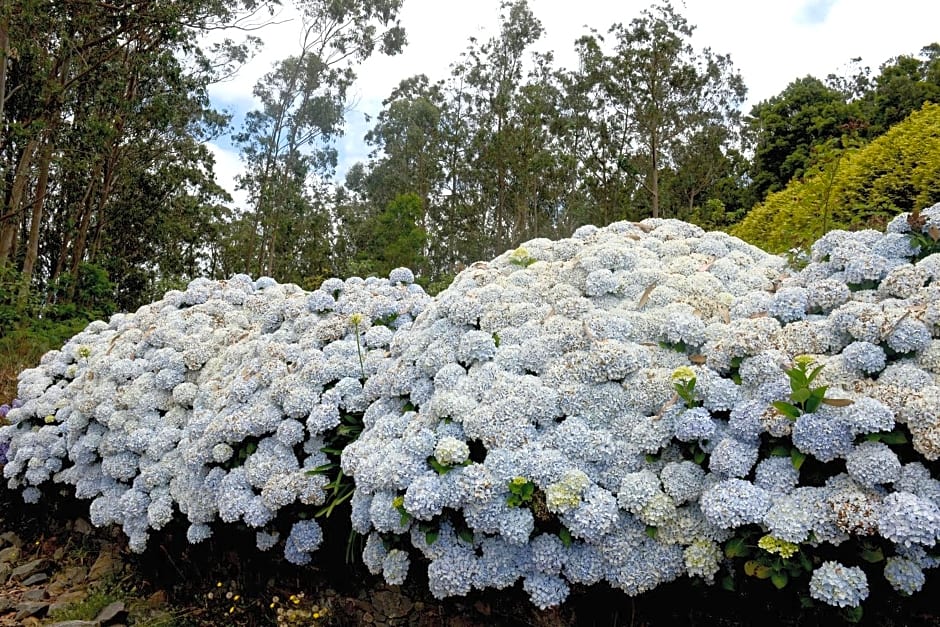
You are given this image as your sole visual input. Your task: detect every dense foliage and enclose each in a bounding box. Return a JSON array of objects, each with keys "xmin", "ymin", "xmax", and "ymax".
[
  {"xmin": 733, "ymin": 103, "xmax": 940, "ymax": 253},
  {"xmin": 2, "ymin": 0, "xmax": 938, "ymax": 312}
]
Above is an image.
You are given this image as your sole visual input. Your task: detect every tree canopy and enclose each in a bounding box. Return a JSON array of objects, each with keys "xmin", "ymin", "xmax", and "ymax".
[
  {"xmin": 1, "ymin": 0, "xmax": 938, "ymax": 318},
  {"xmin": 732, "ymin": 102, "xmax": 940, "ymax": 253}
]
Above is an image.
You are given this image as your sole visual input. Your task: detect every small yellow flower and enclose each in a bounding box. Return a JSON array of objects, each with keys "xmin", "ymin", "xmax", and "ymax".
[
  {"xmin": 349, "ymin": 312, "xmax": 364, "ymax": 326},
  {"xmin": 229, "ymin": 606, "xmax": 235, "ymax": 614},
  {"xmin": 233, "ymin": 594, "xmax": 240, "ymax": 601},
  {"xmin": 216, "ymin": 581, "xmax": 223, "ymax": 588},
  {"xmin": 44, "ymin": 415, "xmax": 56, "ymax": 424},
  {"xmin": 313, "ymin": 612, "xmax": 321, "ymax": 619},
  {"xmin": 392, "ymin": 495, "xmax": 405, "ymax": 509},
  {"xmin": 510, "ymin": 476, "xmax": 529, "ymax": 486},
  {"xmin": 758, "ymin": 534, "xmax": 799, "ymax": 559},
  {"xmin": 794, "ymin": 354, "xmax": 815, "ymax": 368},
  {"xmin": 671, "ymin": 366, "xmax": 696, "ymax": 383}
]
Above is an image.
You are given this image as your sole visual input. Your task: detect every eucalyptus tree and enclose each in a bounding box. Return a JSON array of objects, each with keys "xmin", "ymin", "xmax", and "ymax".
[
  {"xmin": 229, "ymin": 0, "xmax": 406, "ymax": 285},
  {"xmin": 444, "ymin": 0, "xmax": 564, "ymax": 260},
  {"xmin": 0, "ymin": 0, "xmax": 271, "ymax": 310},
  {"xmin": 578, "ymin": 2, "xmax": 746, "ymax": 218}
]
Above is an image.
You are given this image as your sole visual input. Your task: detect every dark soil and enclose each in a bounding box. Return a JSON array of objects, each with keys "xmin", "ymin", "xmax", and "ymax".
[{"xmin": 2, "ymin": 484, "xmax": 940, "ymax": 626}]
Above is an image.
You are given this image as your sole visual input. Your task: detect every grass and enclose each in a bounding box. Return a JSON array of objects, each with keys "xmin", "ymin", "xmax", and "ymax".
[{"xmin": 46, "ymin": 579, "xmax": 125, "ymax": 622}]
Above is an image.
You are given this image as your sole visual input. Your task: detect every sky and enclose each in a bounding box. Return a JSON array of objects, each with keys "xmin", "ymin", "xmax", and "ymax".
[{"xmin": 205, "ymin": 0, "xmax": 940, "ymax": 210}]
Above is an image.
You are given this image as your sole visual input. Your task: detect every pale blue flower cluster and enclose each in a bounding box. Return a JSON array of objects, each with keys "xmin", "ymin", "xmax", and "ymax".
[
  {"xmin": 4, "ymin": 204, "xmax": 940, "ymax": 611},
  {"xmin": 0, "ymin": 271, "xmax": 429, "ymax": 566},
  {"xmin": 809, "ymin": 561, "xmax": 869, "ymax": 608},
  {"xmin": 343, "ymin": 206, "xmax": 940, "ymax": 609}
]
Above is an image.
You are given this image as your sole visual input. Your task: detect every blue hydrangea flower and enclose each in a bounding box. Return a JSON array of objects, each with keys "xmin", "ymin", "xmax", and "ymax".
[
  {"xmin": 700, "ymin": 479, "xmax": 772, "ymax": 529},
  {"xmin": 674, "ymin": 407, "xmax": 717, "ymax": 442},
  {"xmin": 792, "ymin": 413, "xmax": 854, "ymax": 462},
  {"xmin": 809, "ymin": 561, "xmax": 869, "ymax": 608},
  {"xmin": 754, "ymin": 457, "xmax": 799, "ymax": 494},
  {"xmin": 878, "ymin": 492, "xmax": 940, "ymax": 546},
  {"xmin": 841, "ymin": 341, "xmax": 886, "ymax": 374},
  {"xmin": 709, "ymin": 437, "xmax": 758, "ymax": 478},
  {"xmin": 884, "ymin": 557, "xmax": 925, "ymax": 595},
  {"xmin": 845, "ymin": 441, "xmax": 902, "ymax": 487}
]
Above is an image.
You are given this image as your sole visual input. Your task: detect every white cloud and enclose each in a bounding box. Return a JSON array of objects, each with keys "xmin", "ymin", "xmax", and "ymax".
[
  {"xmin": 205, "ymin": 0, "xmax": 940, "ymax": 199},
  {"xmin": 205, "ymin": 142, "xmax": 248, "ymax": 211}
]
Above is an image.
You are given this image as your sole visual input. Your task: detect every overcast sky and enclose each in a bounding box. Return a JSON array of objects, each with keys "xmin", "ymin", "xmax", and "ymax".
[{"xmin": 205, "ymin": 0, "xmax": 940, "ymax": 210}]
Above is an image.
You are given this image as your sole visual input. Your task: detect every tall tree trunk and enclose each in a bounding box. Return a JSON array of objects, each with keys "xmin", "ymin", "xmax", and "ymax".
[
  {"xmin": 54, "ymin": 160, "xmax": 101, "ymax": 304},
  {"xmin": 0, "ymin": 12, "xmax": 8, "ymax": 144},
  {"xmin": 0, "ymin": 139, "xmax": 39, "ymax": 266},
  {"xmin": 18, "ymin": 137, "xmax": 53, "ymax": 304},
  {"xmin": 69, "ymin": 153, "xmax": 116, "ymax": 300}
]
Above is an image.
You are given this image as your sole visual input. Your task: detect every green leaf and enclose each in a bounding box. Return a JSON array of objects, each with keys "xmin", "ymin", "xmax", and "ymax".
[
  {"xmin": 804, "ymin": 387, "xmax": 827, "ymax": 413},
  {"xmin": 559, "ymin": 527, "xmax": 573, "ymax": 548},
  {"xmin": 791, "ymin": 387, "xmax": 811, "ymax": 403},
  {"xmin": 771, "ymin": 572, "xmax": 788, "ymax": 589},
  {"xmin": 772, "ymin": 401, "xmax": 801, "ymax": 419},
  {"xmin": 754, "ymin": 565, "xmax": 773, "ymax": 579},
  {"xmin": 724, "ymin": 537, "xmax": 750, "ymax": 559},
  {"xmin": 877, "ymin": 430, "xmax": 908, "ymax": 445},
  {"xmin": 693, "ymin": 450, "xmax": 707, "ymax": 465},
  {"xmin": 721, "ymin": 575, "xmax": 735, "ymax": 592},
  {"xmin": 821, "ymin": 397, "xmax": 854, "ymax": 407},
  {"xmin": 860, "ymin": 548, "xmax": 884, "ymax": 563},
  {"xmin": 787, "ymin": 370, "xmax": 807, "ymax": 388},
  {"xmin": 425, "ymin": 530, "xmax": 439, "ymax": 545},
  {"xmin": 769, "ymin": 446, "xmax": 790, "ymax": 457},
  {"xmin": 427, "ymin": 457, "xmax": 452, "ymax": 475},
  {"xmin": 842, "ymin": 606, "xmax": 863, "ymax": 624},
  {"xmin": 799, "ymin": 552, "xmax": 813, "ymax": 572},
  {"xmin": 458, "ymin": 529, "xmax": 474, "ymax": 543},
  {"xmin": 645, "ymin": 525, "xmax": 658, "ymax": 539},
  {"xmin": 791, "ymin": 450, "xmax": 807, "ymax": 470},
  {"xmin": 744, "ymin": 560, "xmax": 760, "ymax": 577},
  {"xmin": 807, "ymin": 364, "xmax": 825, "ymax": 384}
]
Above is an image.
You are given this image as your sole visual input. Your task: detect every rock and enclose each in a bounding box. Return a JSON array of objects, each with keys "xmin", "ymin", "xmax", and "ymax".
[
  {"xmin": 88, "ymin": 553, "xmax": 121, "ymax": 581},
  {"xmin": 71, "ymin": 518, "xmax": 94, "ymax": 535},
  {"xmin": 45, "ymin": 621, "xmax": 100, "ymax": 627},
  {"xmin": 22, "ymin": 572, "xmax": 49, "ymax": 586},
  {"xmin": 10, "ymin": 558, "xmax": 47, "ymax": 581},
  {"xmin": 21, "ymin": 587, "xmax": 47, "ymax": 601},
  {"xmin": 95, "ymin": 600, "xmax": 126, "ymax": 624},
  {"xmin": 0, "ymin": 531, "xmax": 22, "ymax": 547},
  {"xmin": 0, "ymin": 545, "xmax": 20, "ymax": 563},
  {"xmin": 48, "ymin": 565, "xmax": 89, "ymax": 594},
  {"xmin": 145, "ymin": 590, "xmax": 167, "ymax": 607},
  {"xmin": 13, "ymin": 600, "xmax": 49, "ymax": 621}
]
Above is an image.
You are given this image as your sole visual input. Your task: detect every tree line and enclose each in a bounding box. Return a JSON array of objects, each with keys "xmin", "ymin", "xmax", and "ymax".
[{"xmin": 1, "ymin": 0, "xmax": 939, "ymax": 324}]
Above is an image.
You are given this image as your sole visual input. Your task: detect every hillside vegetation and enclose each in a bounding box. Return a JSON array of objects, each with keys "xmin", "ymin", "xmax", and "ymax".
[{"xmin": 732, "ymin": 102, "xmax": 940, "ymax": 252}]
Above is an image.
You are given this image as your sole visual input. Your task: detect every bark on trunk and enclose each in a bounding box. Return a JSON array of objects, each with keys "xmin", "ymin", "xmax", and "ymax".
[
  {"xmin": 0, "ymin": 139, "xmax": 39, "ymax": 266},
  {"xmin": 18, "ymin": 138, "xmax": 53, "ymax": 304}
]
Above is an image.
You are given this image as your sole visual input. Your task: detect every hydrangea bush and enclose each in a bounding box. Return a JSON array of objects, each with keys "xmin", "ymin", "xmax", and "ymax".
[
  {"xmin": 0, "ymin": 271, "xmax": 429, "ymax": 562},
  {"xmin": 3, "ymin": 203, "xmax": 940, "ymax": 617}
]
